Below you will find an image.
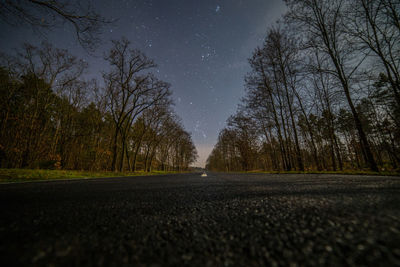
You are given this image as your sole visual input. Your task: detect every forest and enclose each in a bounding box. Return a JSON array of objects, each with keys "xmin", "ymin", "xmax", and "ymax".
[
  {"xmin": 0, "ymin": 39, "xmax": 198, "ymax": 172},
  {"xmin": 207, "ymin": 0, "xmax": 400, "ymax": 172}
]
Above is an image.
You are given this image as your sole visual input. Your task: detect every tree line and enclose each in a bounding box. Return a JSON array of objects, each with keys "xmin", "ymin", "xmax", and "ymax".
[
  {"xmin": 207, "ymin": 0, "xmax": 399, "ymax": 172},
  {"xmin": 0, "ymin": 39, "xmax": 197, "ymax": 171}
]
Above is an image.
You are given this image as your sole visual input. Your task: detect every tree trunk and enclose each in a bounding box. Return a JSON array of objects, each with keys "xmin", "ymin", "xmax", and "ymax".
[{"xmin": 111, "ymin": 127, "xmax": 119, "ymax": 172}]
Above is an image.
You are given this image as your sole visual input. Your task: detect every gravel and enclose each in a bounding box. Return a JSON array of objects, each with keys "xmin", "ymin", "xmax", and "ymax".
[{"xmin": 0, "ymin": 172, "xmax": 399, "ymax": 266}]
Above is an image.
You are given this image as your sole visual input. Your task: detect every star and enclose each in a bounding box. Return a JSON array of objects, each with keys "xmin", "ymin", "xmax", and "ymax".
[{"xmin": 216, "ymin": 5, "xmax": 221, "ymax": 13}]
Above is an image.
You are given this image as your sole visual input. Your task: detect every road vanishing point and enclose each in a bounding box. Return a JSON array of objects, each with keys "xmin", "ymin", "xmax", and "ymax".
[{"xmin": 0, "ymin": 173, "xmax": 399, "ymax": 266}]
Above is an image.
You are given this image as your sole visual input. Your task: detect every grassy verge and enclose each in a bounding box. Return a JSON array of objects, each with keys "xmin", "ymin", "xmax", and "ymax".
[
  {"xmin": 246, "ymin": 170, "xmax": 400, "ymax": 176},
  {"xmin": 0, "ymin": 168, "xmax": 186, "ymax": 183}
]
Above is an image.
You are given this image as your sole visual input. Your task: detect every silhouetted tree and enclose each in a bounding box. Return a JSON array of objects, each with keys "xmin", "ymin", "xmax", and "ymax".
[{"xmin": 0, "ymin": 0, "xmax": 110, "ymax": 50}]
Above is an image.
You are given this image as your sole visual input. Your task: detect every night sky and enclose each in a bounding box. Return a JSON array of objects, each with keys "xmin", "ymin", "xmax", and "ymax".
[{"xmin": 0, "ymin": 0, "xmax": 286, "ymax": 167}]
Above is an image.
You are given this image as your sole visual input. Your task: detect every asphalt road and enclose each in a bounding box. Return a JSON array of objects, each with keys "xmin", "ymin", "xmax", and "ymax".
[{"xmin": 0, "ymin": 173, "xmax": 399, "ymax": 266}]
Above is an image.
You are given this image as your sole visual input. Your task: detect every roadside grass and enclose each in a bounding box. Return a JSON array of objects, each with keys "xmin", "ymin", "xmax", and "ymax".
[
  {"xmin": 246, "ymin": 170, "xmax": 400, "ymax": 176},
  {"xmin": 0, "ymin": 169, "xmax": 186, "ymax": 183}
]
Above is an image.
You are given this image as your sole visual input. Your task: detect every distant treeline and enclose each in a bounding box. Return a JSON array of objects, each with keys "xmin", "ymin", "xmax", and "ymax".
[
  {"xmin": 0, "ymin": 39, "xmax": 197, "ymax": 172},
  {"xmin": 207, "ymin": 0, "xmax": 399, "ymax": 172}
]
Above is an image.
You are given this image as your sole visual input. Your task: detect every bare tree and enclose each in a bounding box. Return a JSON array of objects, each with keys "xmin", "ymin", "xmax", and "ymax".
[
  {"xmin": 0, "ymin": 41, "xmax": 196, "ymax": 172},
  {"xmin": 0, "ymin": 42, "xmax": 87, "ymax": 168},
  {"xmin": 208, "ymin": 0, "xmax": 398, "ymax": 173},
  {"xmin": 0, "ymin": 0, "xmax": 111, "ymax": 50},
  {"xmin": 347, "ymin": 0, "xmax": 400, "ymax": 107},
  {"xmin": 285, "ymin": 0, "xmax": 379, "ymax": 171},
  {"xmin": 103, "ymin": 38, "xmax": 171, "ymax": 171}
]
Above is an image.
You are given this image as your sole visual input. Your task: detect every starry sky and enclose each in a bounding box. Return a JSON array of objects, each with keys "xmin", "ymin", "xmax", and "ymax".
[{"xmin": 0, "ymin": 0, "xmax": 286, "ymax": 167}]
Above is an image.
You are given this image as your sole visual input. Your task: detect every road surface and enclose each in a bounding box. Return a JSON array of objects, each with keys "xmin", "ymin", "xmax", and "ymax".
[{"xmin": 0, "ymin": 172, "xmax": 399, "ymax": 266}]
